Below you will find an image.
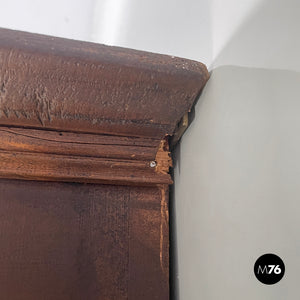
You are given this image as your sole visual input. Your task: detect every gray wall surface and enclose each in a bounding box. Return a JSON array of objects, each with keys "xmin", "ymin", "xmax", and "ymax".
[
  {"xmin": 174, "ymin": 66, "xmax": 300, "ymax": 299},
  {"xmin": 174, "ymin": 0, "xmax": 300, "ymax": 298}
]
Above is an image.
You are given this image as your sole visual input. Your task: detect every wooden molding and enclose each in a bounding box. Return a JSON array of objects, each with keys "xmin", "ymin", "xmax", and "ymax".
[
  {"xmin": 0, "ymin": 28, "xmax": 209, "ymax": 185},
  {"xmin": 0, "ymin": 126, "xmax": 171, "ymax": 185}
]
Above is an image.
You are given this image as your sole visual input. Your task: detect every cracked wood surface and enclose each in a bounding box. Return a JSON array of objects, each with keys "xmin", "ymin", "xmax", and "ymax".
[
  {"xmin": 0, "ymin": 126, "xmax": 172, "ymax": 185},
  {"xmin": 0, "ymin": 27, "xmax": 209, "ymax": 139}
]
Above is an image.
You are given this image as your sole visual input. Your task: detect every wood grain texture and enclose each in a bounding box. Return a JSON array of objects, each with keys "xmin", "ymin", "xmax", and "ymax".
[
  {"xmin": 0, "ymin": 179, "xmax": 168, "ymax": 300},
  {"xmin": 0, "ymin": 27, "xmax": 209, "ymax": 139},
  {"xmin": 0, "ymin": 126, "xmax": 172, "ymax": 185},
  {"xmin": 0, "ymin": 150, "xmax": 172, "ymax": 186},
  {"xmin": 0, "ymin": 126, "xmax": 159, "ymax": 161}
]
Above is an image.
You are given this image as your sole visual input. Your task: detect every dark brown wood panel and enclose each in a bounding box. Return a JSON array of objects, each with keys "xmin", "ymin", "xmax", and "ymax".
[{"xmin": 0, "ymin": 178, "xmax": 168, "ymax": 300}]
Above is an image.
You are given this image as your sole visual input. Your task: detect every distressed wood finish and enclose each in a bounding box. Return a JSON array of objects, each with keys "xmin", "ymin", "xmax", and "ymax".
[
  {"xmin": 0, "ymin": 28, "xmax": 209, "ymax": 300},
  {"xmin": 0, "ymin": 126, "xmax": 159, "ymax": 160},
  {"xmin": 0, "ymin": 27, "xmax": 208, "ymax": 139},
  {"xmin": 0, "ymin": 126, "xmax": 171, "ymax": 185}
]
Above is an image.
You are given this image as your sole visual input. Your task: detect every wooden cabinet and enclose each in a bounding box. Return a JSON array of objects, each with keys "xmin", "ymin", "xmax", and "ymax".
[{"xmin": 0, "ymin": 28, "xmax": 208, "ymax": 299}]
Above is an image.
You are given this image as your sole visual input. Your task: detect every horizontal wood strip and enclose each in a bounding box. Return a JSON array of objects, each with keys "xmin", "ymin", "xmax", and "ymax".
[
  {"xmin": 0, "ymin": 126, "xmax": 159, "ymax": 146},
  {"xmin": 0, "ymin": 126, "xmax": 159, "ymax": 161},
  {"xmin": 0, "ymin": 150, "xmax": 172, "ymax": 186}
]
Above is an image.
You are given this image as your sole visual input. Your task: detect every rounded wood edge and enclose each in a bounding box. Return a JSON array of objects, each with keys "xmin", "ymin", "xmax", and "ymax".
[
  {"xmin": 0, "ymin": 27, "xmax": 209, "ymax": 139},
  {"xmin": 0, "ymin": 28, "xmax": 209, "ymax": 185}
]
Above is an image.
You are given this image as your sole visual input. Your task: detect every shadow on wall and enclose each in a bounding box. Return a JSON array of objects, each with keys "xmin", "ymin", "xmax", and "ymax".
[
  {"xmin": 170, "ymin": 81, "xmax": 208, "ymax": 300},
  {"xmin": 212, "ymin": 0, "xmax": 300, "ymax": 71},
  {"xmin": 173, "ymin": 65, "xmax": 300, "ymax": 300}
]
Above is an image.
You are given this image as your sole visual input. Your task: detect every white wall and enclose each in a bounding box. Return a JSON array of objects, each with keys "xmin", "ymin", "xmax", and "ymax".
[
  {"xmin": 91, "ymin": 0, "xmax": 212, "ymax": 65},
  {"xmin": 174, "ymin": 66, "xmax": 300, "ymax": 299},
  {"xmin": 0, "ymin": 0, "xmax": 95, "ymax": 42},
  {"xmin": 174, "ymin": 0, "xmax": 300, "ymax": 299},
  {"xmin": 212, "ymin": 0, "xmax": 300, "ymax": 71},
  {"xmin": 1, "ymin": 0, "xmax": 299, "ymax": 299}
]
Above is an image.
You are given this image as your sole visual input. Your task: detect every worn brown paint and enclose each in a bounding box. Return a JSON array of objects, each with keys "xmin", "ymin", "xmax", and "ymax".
[
  {"xmin": 0, "ymin": 27, "xmax": 209, "ymax": 300},
  {"xmin": 0, "ymin": 27, "xmax": 208, "ymax": 138},
  {"xmin": 0, "ymin": 126, "xmax": 170, "ymax": 186}
]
